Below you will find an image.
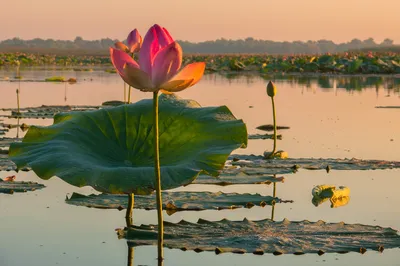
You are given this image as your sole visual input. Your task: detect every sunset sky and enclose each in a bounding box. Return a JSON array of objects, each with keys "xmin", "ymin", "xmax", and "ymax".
[{"xmin": 2, "ymin": 0, "xmax": 399, "ymax": 43}]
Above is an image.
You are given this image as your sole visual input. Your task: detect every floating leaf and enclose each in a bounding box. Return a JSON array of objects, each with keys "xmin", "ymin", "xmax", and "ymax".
[
  {"xmin": 194, "ymin": 174, "xmax": 284, "ymax": 186},
  {"xmin": 256, "ymin": 124, "xmax": 290, "ymax": 131},
  {"xmin": 229, "ymin": 155, "xmax": 400, "ymax": 174},
  {"xmin": 0, "ymin": 179, "xmax": 45, "ymax": 194},
  {"xmin": 119, "ymin": 219, "xmax": 399, "ymax": 254},
  {"xmin": 66, "ymin": 191, "xmax": 283, "ymax": 211},
  {"xmin": 0, "ymin": 105, "xmax": 100, "ymax": 119},
  {"xmin": 9, "ymin": 94, "xmax": 247, "ymax": 195},
  {"xmin": 248, "ymin": 134, "xmax": 282, "ymax": 140}
]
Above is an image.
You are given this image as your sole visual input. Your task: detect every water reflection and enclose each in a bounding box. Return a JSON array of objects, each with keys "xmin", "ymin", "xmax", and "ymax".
[
  {"xmin": 270, "ymin": 180, "xmax": 277, "ymax": 221},
  {"xmin": 202, "ymin": 72, "xmax": 400, "ymax": 96}
]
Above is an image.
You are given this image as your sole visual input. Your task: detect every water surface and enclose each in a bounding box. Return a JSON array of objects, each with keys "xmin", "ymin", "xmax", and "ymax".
[{"xmin": 0, "ymin": 70, "xmax": 399, "ymax": 266}]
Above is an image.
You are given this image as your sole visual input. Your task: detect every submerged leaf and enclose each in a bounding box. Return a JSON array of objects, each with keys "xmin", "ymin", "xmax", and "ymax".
[
  {"xmin": 9, "ymin": 94, "xmax": 247, "ymax": 195},
  {"xmin": 119, "ymin": 218, "xmax": 400, "ymax": 254}
]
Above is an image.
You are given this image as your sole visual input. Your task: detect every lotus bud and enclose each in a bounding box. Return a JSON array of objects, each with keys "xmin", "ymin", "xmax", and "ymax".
[
  {"xmin": 267, "ymin": 81, "xmax": 277, "ymax": 97},
  {"xmin": 127, "ymin": 29, "xmax": 142, "ymax": 53}
]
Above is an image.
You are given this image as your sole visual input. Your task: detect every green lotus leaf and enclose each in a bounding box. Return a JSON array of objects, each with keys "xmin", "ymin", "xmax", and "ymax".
[{"xmin": 9, "ymin": 94, "xmax": 247, "ymax": 195}]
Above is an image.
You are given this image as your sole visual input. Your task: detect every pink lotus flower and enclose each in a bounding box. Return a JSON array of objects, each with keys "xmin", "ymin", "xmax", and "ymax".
[
  {"xmin": 110, "ymin": 24, "xmax": 205, "ymax": 93},
  {"xmin": 114, "ymin": 29, "xmax": 142, "ymax": 54}
]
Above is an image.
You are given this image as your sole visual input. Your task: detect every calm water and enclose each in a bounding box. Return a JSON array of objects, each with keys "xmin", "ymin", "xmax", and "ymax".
[{"xmin": 0, "ymin": 69, "xmax": 400, "ymax": 266}]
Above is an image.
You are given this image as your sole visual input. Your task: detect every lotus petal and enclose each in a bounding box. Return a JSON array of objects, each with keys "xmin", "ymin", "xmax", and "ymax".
[
  {"xmin": 114, "ymin": 42, "xmax": 129, "ymax": 53},
  {"xmin": 152, "ymin": 42, "xmax": 182, "ymax": 87},
  {"xmin": 123, "ymin": 63, "xmax": 154, "ymax": 91},
  {"xmin": 161, "ymin": 62, "xmax": 206, "ymax": 92},
  {"xmin": 110, "ymin": 48, "xmax": 139, "ymax": 78},
  {"xmin": 127, "ymin": 29, "xmax": 142, "ymax": 53}
]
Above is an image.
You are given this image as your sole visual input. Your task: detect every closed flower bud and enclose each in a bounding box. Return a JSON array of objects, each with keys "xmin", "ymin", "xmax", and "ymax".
[{"xmin": 267, "ymin": 81, "xmax": 277, "ymax": 97}]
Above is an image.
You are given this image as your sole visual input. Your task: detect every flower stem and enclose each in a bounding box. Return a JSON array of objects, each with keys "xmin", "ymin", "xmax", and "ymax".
[
  {"xmin": 124, "ymin": 82, "xmax": 127, "ymax": 103},
  {"xmin": 16, "ymin": 87, "xmax": 20, "ymax": 115},
  {"xmin": 269, "ymin": 96, "xmax": 277, "ymax": 158},
  {"xmin": 153, "ymin": 91, "xmax": 164, "ymax": 262},
  {"xmin": 125, "ymin": 193, "xmax": 134, "ymax": 227},
  {"xmin": 128, "ymin": 86, "xmax": 132, "ymax": 104},
  {"xmin": 127, "ymin": 246, "xmax": 134, "ymax": 266},
  {"xmin": 271, "ymin": 178, "xmax": 277, "ymax": 221}
]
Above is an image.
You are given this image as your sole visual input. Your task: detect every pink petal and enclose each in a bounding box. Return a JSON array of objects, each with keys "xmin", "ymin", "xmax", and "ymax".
[
  {"xmin": 127, "ymin": 29, "xmax": 142, "ymax": 53},
  {"xmin": 123, "ymin": 63, "xmax": 155, "ymax": 91},
  {"xmin": 160, "ymin": 79, "xmax": 193, "ymax": 93},
  {"xmin": 151, "ymin": 42, "xmax": 182, "ymax": 88},
  {"xmin": 139, "ymin": 26, "xmax": 159, "ymax": 76},
  {"xmin": 162, "ymin": 27, "xmax": 174, "ymax": 43},
  {"xmin": 114, "ymin": 42, "xmax": 129, "ymax": 53},
  {"xmin": 160, "ymin": 62, "xmax": 206, "ymax": 92},
  {"xmin": 154, "ymin": 24, "xmax": 174, "ymax": 47},
  {"xmin": 110, "ymin": 47, "xmax": 139, "ymax": 78}
]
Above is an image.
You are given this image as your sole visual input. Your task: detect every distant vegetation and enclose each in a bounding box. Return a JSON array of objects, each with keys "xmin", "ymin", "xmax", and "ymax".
[
  {"xmin": 1, "ymin": 52, "xmax": 400, "ymax": 75},
  {"xmin": 0, "ymin": 36, "xmax": 398, "ymax": 55}
]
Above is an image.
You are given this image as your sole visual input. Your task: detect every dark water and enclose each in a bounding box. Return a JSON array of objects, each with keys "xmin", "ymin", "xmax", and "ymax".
[{"xmin": 0, "ymin": 69, "xmax": 399, "ymax": 266}]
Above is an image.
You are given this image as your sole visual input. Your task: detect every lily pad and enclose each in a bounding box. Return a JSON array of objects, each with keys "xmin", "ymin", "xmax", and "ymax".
[
  {"xmin": 0, "ymin": 137, "xmax": 22, "ymax": 148},
  {"xmin": 9, "ymin": 94, "xmax": 247, "ymax": 194},
  {"xmin": 375, "ymin": 106, "xmax": 400, "ymax": 109},
  {"xmin": 66, "ymin": 191, "xmax": 283, "ymax": 211},
  {"xmin": 256, "ymin": 125, "xmax": 290, "ymax": 132},
  {"xmin": 119, "ymin": 218, "xmax": 399, "ymax": 254},
  {"xmin": 248, "ymin": 134, "xmax": 282, "ymax": 140},
  {"xmin": 229, "ymin": 155, "xmax": 400, "ymax": 174},
  {"xmin": 194, "ymin": 174, "xmax": 284, "ymax": 186},
  {"xmin": 1, "ymin": 105, "xmax": 101, "ymax": 119},
  {"xmin": 0, "ymin": 179, "xmax": 45, "ymax": 194}
]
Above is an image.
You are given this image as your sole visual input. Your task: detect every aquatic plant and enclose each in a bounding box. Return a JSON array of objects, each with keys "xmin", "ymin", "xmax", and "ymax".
[
  {"xmin": 263, "ymin": 81, "xmax": 287, "ymax": 159},
  {"xmin": 110, "ymin": 24, "xmax": 206, "ymax": 261},
  {"xmin": 44, "ymin": 76, "xmax": 66, "ymax": 82},
  {"xmin": 9, "ymin": 24, "xmax": 247, "ymax": 263}
]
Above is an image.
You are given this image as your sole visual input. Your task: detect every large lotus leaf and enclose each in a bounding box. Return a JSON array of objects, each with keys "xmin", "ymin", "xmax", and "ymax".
[
  {"xmin": 119, "ymin": 219, "xmax": 400, "ymax": 254},
  {"xmin": 9, "ymin": 94, "xmax": 247, "ymax": 195},
  {"xmin": 66, "ymin": 191, "xmax": 284, "ymax": 211}
]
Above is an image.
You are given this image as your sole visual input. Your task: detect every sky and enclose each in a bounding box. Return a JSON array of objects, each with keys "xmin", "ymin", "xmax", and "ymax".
[{"xmin": 1, "ymin": 0, "xmax": 399, "ymax": 43}]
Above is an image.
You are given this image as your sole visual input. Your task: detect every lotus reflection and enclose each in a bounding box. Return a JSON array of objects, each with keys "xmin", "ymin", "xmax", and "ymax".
[{"xmin": 311, "ymin": 185, "xmax": 350, "ymax": 208}]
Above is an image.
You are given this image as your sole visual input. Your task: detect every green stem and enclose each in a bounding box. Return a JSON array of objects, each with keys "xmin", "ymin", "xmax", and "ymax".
[
  {"xmin": 271, "ymin": 180, "xmax": 276, "ymax": 221},
  {"xmin": 125, "ymin": 193, "xmax": 134, "ymax": 227},
  {"xmin": 128, "ymin": 86, "xmax": 132, "ymax": 104},
  {"xmin": 124, "ymin": 82, "xmax": 127, "ymax": 103},
  {"xmin": 269, "ymin": 96, "xmax": 277, "ymax": 158},
  {"xmin": 153, "ymin": 91, "xmax": 164, "ymax": 262},
  {"xmin": 127, "ymin": 246, "xmax": 134, "ymax": 266},
  {"xmin": 16, "ymin": 87, "xmax": 20, "ymax": 115}
]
